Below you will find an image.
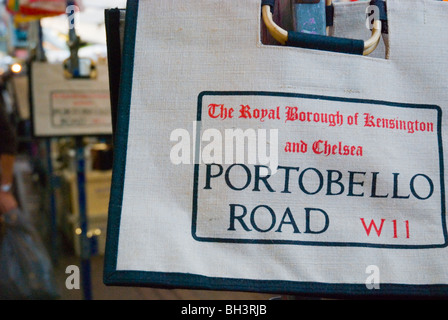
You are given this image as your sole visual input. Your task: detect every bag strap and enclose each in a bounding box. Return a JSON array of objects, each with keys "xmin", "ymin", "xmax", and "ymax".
[
  {"xmin": 369, "ymin": 0, "xmax": 388, "ymax": 34},
  {"xmin": 326, "ymin": 2, "xmax": 334, "ymax": 27},
  {"xmin": 261, "ymin": 0, "xmax": 383, "ymax": 56}
]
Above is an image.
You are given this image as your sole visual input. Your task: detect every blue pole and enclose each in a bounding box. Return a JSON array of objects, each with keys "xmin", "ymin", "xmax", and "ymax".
[
  {"xmin": 75, "ymin": 137, "xmax": 92, "ymax": 300},
  {"xmin": 65, "ymin": 0, "xmax": 92, "ymax": 299},
  {"xmin": 45, "ymin": 139, "xmax": 59, "ymax": 265}
]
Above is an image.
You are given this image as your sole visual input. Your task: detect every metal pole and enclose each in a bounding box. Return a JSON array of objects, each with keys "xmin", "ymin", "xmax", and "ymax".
[
  {"xmin": 66, "ymin": 0, "xmax": 80, "ymax": 77},
  {"xmin": 75, "ymin": 136, "xmax": 92, "ymax": 300},
  {"xmin": 45, "ymin": 139, "xmax": 59, "ymax": 265},
  {"xmin": 67, "ymin": 0, "xmax": 92, "ymax": 300}
]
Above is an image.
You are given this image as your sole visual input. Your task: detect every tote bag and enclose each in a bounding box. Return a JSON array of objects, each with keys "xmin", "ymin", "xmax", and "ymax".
[{"xmin": 104, "ymin": 0, "xmax": 448, "ymax": 298}]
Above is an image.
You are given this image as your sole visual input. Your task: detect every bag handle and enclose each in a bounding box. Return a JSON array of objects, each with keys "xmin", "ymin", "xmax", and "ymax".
[{"xmin": 262, "ymin": 0, "xmax": 382, "ymax": 56}]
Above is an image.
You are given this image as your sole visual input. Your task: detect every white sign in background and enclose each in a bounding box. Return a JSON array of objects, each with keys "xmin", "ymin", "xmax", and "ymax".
[
  {"xmin": 50, "ymin": 91, "xmax": 111, "ymax": 128},
  {"xmin": 31, "ymin": 62, "xmax": 112, "ymax": 137}
]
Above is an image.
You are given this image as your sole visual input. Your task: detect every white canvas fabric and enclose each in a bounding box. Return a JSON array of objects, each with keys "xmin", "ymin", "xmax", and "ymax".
[{"xmin": 104, "ymin": 0, "xmax": 448, "ymax": 297}]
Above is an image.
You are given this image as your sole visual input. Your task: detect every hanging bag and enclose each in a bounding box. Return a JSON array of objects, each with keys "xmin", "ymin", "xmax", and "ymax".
[{"xmin": 104, "ymin": 0, "xmax": 448, "ymax": 298}]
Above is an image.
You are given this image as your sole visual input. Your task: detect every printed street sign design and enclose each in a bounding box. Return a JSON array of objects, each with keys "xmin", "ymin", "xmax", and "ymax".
[{"xmin": 192, "ymin": 92, "xmax": 445, "ymax": 249}]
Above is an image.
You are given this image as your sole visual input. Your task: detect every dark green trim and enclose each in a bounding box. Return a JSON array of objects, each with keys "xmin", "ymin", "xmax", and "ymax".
[
  {"xmin": 103, "ymin": 0, "xmax": 139, "ymax": 284},
  {"xmin": 286, "ymin": 31, "xmax": 365, "ymax": 55}
]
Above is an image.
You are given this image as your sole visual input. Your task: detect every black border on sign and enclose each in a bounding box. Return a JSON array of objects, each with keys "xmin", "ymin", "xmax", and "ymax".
[
  {"xmin": 192, "ymin": 91, "xmax": 446, "ymax": 250},
  {"xmin": 103, "ymin": 0, "xmax": 448, "ymax": 298}
]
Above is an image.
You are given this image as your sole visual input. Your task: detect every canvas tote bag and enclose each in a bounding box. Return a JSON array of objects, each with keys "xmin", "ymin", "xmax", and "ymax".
[{"xmin": 104, "ymin": 0, "xmax": 448, "ymax": 298}]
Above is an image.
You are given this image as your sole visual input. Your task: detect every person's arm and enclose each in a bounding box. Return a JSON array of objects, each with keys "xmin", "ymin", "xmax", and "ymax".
[
  {"xmin": 0, "ymin": 100, "xmax": 18, "ymax": 214},
  {"xmin": 0, "ymin": 154, "xmax": 17, "ymax": 214},
  {"xmin": 1, "ymin": 154, "xmax": 14, "ymax": 186}
]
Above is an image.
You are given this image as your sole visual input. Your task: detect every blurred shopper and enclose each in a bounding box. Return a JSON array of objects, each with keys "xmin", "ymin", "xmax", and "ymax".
[
  {"xmin": 0, "ymin": 95, "xmax": 60, "ymax": 300},
  {"xmin": 0, "ymin": 97, "xmax": 17, "ymax": 215}
]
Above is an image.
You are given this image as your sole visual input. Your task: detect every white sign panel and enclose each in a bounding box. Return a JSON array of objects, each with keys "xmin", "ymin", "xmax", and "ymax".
[{"xmin": 31, "ymin": 62, "xmax": 112, "ymax": 137}]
